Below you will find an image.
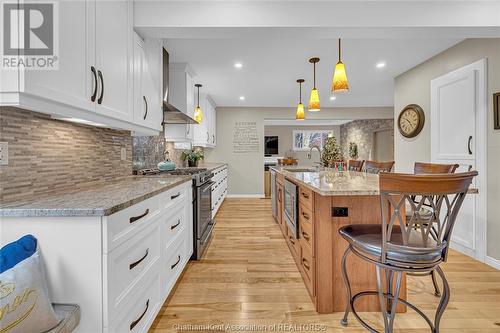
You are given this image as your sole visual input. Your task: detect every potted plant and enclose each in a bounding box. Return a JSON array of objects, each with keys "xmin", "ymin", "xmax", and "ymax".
[{"xmin": 181, "ymin": 149, "xmax": 204, "ymax": 167}]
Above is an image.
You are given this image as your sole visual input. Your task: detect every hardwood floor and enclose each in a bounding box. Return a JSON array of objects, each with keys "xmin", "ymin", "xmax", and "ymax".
[{"xmin": 150, "ymin": 198, "xmax": 500, "ymax": 333}]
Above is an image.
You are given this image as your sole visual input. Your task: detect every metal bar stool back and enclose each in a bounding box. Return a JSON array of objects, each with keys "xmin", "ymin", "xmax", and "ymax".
[{"xmin": 339, "ymin": 171, "xmax": 477, "ymax": 333}]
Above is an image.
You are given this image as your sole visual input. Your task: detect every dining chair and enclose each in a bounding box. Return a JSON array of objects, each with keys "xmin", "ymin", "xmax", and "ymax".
[
  {"xmin": 348, "ymin": 160, "xmax": 364, "ymax": 172},
  {"xmin": 364, "ymin": 160, "xmax": 395, "ymax": 174},
  {"xmin": 410, "ymin": 162, "xmax": 459, "ymax": 297},
  {"xmin": 339, "ymin": 171, "xmax": 477, "ymax": 333}
]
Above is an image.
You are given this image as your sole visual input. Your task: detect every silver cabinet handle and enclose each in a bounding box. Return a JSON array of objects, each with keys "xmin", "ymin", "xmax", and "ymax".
[
  {"xmin": 90, "ymin": 66, "xmax": 98, "ymax": 102},
  {"xmin": 143, "ymin": 96, "xmax": 148, "ymax": 120}
]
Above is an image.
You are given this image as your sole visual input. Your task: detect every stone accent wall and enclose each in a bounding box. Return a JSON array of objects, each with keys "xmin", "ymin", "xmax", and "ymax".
[
  {"xmin": 0, "ymin": 107, "xmax": 132, "ymax": 203},
  {"xmin": 340, "ymin": 119, "xmax": 394, "ymax": 161}
]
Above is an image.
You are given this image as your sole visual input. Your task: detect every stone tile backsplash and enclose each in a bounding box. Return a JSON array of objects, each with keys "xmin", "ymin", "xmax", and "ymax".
[{"xmin": 0, "ymin": 107, "xmax": 132, "ymax": 203}]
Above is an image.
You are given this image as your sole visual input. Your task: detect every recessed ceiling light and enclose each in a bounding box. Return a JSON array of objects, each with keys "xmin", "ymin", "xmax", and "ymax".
[
  {"xmin": 234, "ymin": 62, "xmax": 243, "ymax": 69},
  {"xmin": 376, "ymin": 62, "xmax": 386, "ymax": 69},
  {"xmin": 330, "ymin": 96, "xmax": 336, "ymax": 101},
  {"xmin": 239, "ymin": 96, "xmax": 245, "ymax": 101}
]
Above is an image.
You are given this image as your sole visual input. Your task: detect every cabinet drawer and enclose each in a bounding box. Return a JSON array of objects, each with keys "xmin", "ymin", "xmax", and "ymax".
[
  {"xmin": 108, "ymin": 268, "xmax": 161, "ymax": 333},
  {"xmin": 286, "ymin": 233, "xmax": 300, "ymax": 261},
  {"xmin": 298, "ymin": 186, "xmax": 313, "ymax": 210},
  {"xmin": 162, "ymin": 201, "xmax": 187, "ymax": 249},
  {"xmin": 158, "ymin": 183, "xmax": 189, "ymax": 211},
  {"xmin": 105, "ymin": 220, "xmax": 161, "ymax": 321},
  {"xmin": 298, "ymin": 204, "xmax": 314, "ymax": 255},
  {"xmin": 162, "ymin": 227, "xmax": 189, "ymax": 296},
  {"xmin": 105, "ymin": 195, "xmax": 161, "ymax": 252},
  {"xmin": 300, "ymin": 244, "xmax": 314, "ymax": 296}
]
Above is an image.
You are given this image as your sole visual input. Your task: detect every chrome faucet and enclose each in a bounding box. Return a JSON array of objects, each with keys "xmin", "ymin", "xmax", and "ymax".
[{"xmin": 308, "ymin": 145, "xmax": 323, "ymax": 170}]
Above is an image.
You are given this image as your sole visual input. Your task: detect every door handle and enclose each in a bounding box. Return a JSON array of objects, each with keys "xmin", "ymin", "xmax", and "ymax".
[
  {"xmin": 97, "ymin": 70, "xmax": 104, "ymax": 104},
  {"xmin": 90, "ymin": 66, "xmax": 98, "ymax": 102},
  {"xmin": 129, "ymin": 299, "xmax": 149, "ymax": 331},
  {"xmin": 468, "ymin": 136, "xmax": 473, "ymax": 155},
  {"xmin": 143, "ymin": 96, "xmax": 148, "ymax": 120},
  {"xmin": 129, "ymin": 249, "xmax": 149, "ymax": 270},
  {"xmin": 213, "ymin": 134, "xmax": 215, "ymax": 143}
]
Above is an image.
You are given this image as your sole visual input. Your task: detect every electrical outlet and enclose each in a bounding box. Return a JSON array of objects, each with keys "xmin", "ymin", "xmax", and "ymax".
[
  {"xmin": 120, "ymin": 147, "xmax": 127, "ymax": 161},
  {"xmin": 0, "ymin": 142, "xmax": 8, "ymax": 166}
]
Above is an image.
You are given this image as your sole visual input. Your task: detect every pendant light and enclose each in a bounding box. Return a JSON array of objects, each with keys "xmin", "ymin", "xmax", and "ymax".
[
  {"xmin": 332, "ymin": 38, "xmax": 349, "ymax": 92},
  {"xmin": 194, "ymin": 84, "xmax": 203, "ymax": 123},
  {"xmin": 308, "ymin": 57, "xmax": 320, "ymax": 112},
  {"xmin": 296, "ymin": 79, "xmax": 305, "ymax": 120}
]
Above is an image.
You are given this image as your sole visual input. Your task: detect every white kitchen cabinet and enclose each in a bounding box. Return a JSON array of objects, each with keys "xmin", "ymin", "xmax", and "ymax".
[
  {"xmin": 0, "ymin": 181, "xmax": 193, "ymax": 333},
  {"xmin": 132, "ymin": 33, "xmax": 163, "ymax": 132},
  {"xmin": 165, "ymin": 63, "xmax": 196, "ymax": 143},
  {"xmin": 0, "ymin": 0, "xmax": 160, "ymax": 135},
  {"xmin": 193, "ymin": 94, "xmax": 217, "ymax": 148},
  {"xmin": 211, "ymin": 165, "xmax": 228, "ymax": 218}
]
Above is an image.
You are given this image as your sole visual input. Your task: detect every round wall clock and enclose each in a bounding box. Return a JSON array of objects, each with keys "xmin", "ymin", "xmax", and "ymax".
[{"xmin": 397, "ymin": 104, "xmax": 425, "ymax": 138}]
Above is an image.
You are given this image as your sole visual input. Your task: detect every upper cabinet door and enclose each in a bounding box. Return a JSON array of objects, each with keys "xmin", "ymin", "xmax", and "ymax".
[
  {"xmin": 23, "ymin": 0, "xmax": 95, "ymax": 111},
  {"xmin": 142, "ymin": 38, "xmax": 163, "ymax": 131},
  {"xmin": 94, "ymin": 0, "xmax": 133, "ymax": 121}
]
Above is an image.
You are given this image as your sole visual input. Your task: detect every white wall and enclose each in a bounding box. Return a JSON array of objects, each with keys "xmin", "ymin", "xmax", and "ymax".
[
  {"xmin": 394, "ymin": 38, "xmax": 500, "ymax": 260},
  {"xmin": 205, "ymin": 107, "xmax": 393, "ymax": 196}
]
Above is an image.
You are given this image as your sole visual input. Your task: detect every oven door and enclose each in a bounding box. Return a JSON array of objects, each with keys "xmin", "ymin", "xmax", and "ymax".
[
  {"xmin": 197, "ymin": 180, "xmax": 214, "ymax": 240},
  {"xmin": 283, "ymin": 179, "xmax": 298, "ymax": 238}
]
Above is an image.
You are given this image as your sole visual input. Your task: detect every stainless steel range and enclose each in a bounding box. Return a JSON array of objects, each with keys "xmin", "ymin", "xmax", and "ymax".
[{"xmin": 138, "ymin": 167, "xmax": 214, "ymax": 260}]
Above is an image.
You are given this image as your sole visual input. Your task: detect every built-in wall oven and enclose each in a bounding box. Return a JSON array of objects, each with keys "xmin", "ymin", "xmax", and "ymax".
[{"xmin": 283, "ymin": 179, "xmax": 299, "ymax": 238}]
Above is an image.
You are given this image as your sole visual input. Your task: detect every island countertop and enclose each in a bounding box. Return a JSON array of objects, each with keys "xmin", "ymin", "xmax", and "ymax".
[{"xmin": 0, "ymin": 175, "xmax": 192, "ymax": 217}]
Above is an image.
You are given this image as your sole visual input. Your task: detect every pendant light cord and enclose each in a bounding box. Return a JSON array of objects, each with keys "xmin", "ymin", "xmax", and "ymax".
[
  {"xmin": 313, "ymin": 62, "xmax": 316, "ymax": 89},
  {"xmin": 338, "ymin": 39, "xmax": 341, "ymax": 62},
  {"xmin": 197, "ymin": 86, "xmax": 200, "ymax": 108},
  {"xmin": 299, "ymin": 81, "xmax": 302, "ymax": 103}
]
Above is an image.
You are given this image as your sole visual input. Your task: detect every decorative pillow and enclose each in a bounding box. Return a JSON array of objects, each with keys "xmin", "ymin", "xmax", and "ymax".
[
  {"xmin": 0, "ymin": 235, "xmax": 37, "ymax": 274},
  {"xmin": 0, "ymin": 251, "xmax": 60, "ymax": 333}
]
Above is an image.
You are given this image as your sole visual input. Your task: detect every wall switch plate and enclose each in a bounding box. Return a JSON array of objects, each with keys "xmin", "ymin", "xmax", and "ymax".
[
  {"xmin": 0, "ymin": 142, "xmax": 8, "ymax": 166},
  {"xmin": 120, "ymin": 147, "xmax": 127, "ymax": 161}
]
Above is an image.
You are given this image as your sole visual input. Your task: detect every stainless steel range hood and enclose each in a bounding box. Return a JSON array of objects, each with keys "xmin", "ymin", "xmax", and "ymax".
[{"xmin": 162, "ymin": 48, "xmax": 198, "ymax": 124}]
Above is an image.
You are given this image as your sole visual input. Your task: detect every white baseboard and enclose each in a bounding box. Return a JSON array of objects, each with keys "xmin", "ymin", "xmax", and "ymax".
[
  {"xmin": 485, "ymin": 256, "xmax": 500, "ymax": 270},
  {"xmin": 226, "ymin": 194, "xmax": 265, "ymax": 199}
]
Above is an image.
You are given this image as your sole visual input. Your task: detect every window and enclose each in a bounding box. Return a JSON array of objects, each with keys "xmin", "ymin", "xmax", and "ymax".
[{"xmin": 292, "ymin": 130, "xmax": 333, "ymax": 151}]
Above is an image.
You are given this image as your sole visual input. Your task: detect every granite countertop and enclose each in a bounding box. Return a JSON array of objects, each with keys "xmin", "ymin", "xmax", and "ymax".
[
  {"xmin": 0, "ymin": 175, "xmax": 192, "ymax": 217},
  {"xmin": 282, "ymin": 169, "xmax": 380, "ymax": 196},
  {"xmin": 198, "ymin": 162, "xmax": 227, "ymax": 172},
  {"xmin": 273, "ymin": 166, "xmax": 479, "ymax": 196}
]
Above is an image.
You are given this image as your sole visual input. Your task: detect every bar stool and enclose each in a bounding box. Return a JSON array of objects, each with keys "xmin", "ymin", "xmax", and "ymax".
[
  {"xmin": 339, "ymin": 171, "xmax": 477, "ymax": 333},
  {"xmin": 410, "ymin": 162, "xmax": 459, "ymax": 297},
  {"xmin": 348, "ymin": 160, "xmax": 364, "ymax": 171},
  {"xmin": 364, "ymin": 160, "xmax": 395, "ymax": 174}
]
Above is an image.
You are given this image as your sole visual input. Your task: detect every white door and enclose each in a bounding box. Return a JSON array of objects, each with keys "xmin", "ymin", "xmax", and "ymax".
[
  {"xmin": 24, "ymin": 0, "xmax": 95, "ymax": 112},
  {"xmin": 95, "ymin": 0, "xmax": 132, "ymax": 121},
  {"xmin": 430, "ymin": 59, "xmax": 487, "ymax": 262}
]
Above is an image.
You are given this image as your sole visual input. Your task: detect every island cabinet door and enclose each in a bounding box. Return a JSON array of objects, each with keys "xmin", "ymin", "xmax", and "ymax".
[{"xmin": 313, "ymin": 193, "xmax": 407, "ymax": 314}]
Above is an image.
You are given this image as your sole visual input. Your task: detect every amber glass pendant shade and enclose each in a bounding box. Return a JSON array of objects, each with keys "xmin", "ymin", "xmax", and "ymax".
[
  {"xmin": 296, "ymin": 79, "xmax": 306, "ymax": 120},
  {"xmin": 332, "ymin": 39, "xmax": 349, "ymax": 93},
  {"xmin": 308, "ymin": 58, "xmax": 320, "ymax": 112},
  {"xmin": 194, "ymin": 84, "xmax": 203, "ymax": 123},
  {"xmin": 308, "ymin": 88, "xmax": 320, "ymax": 112}
]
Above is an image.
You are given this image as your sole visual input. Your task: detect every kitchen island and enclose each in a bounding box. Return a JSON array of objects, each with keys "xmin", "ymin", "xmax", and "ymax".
[{"xmin": 270, "ymin": 166, "xmax": 406, "ymax": 314}]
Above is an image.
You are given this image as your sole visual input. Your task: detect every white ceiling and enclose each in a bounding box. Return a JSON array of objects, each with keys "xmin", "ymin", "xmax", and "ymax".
[{"xmin": 165, "ymin": 38, "xmax": 461, "ymax": 108}]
